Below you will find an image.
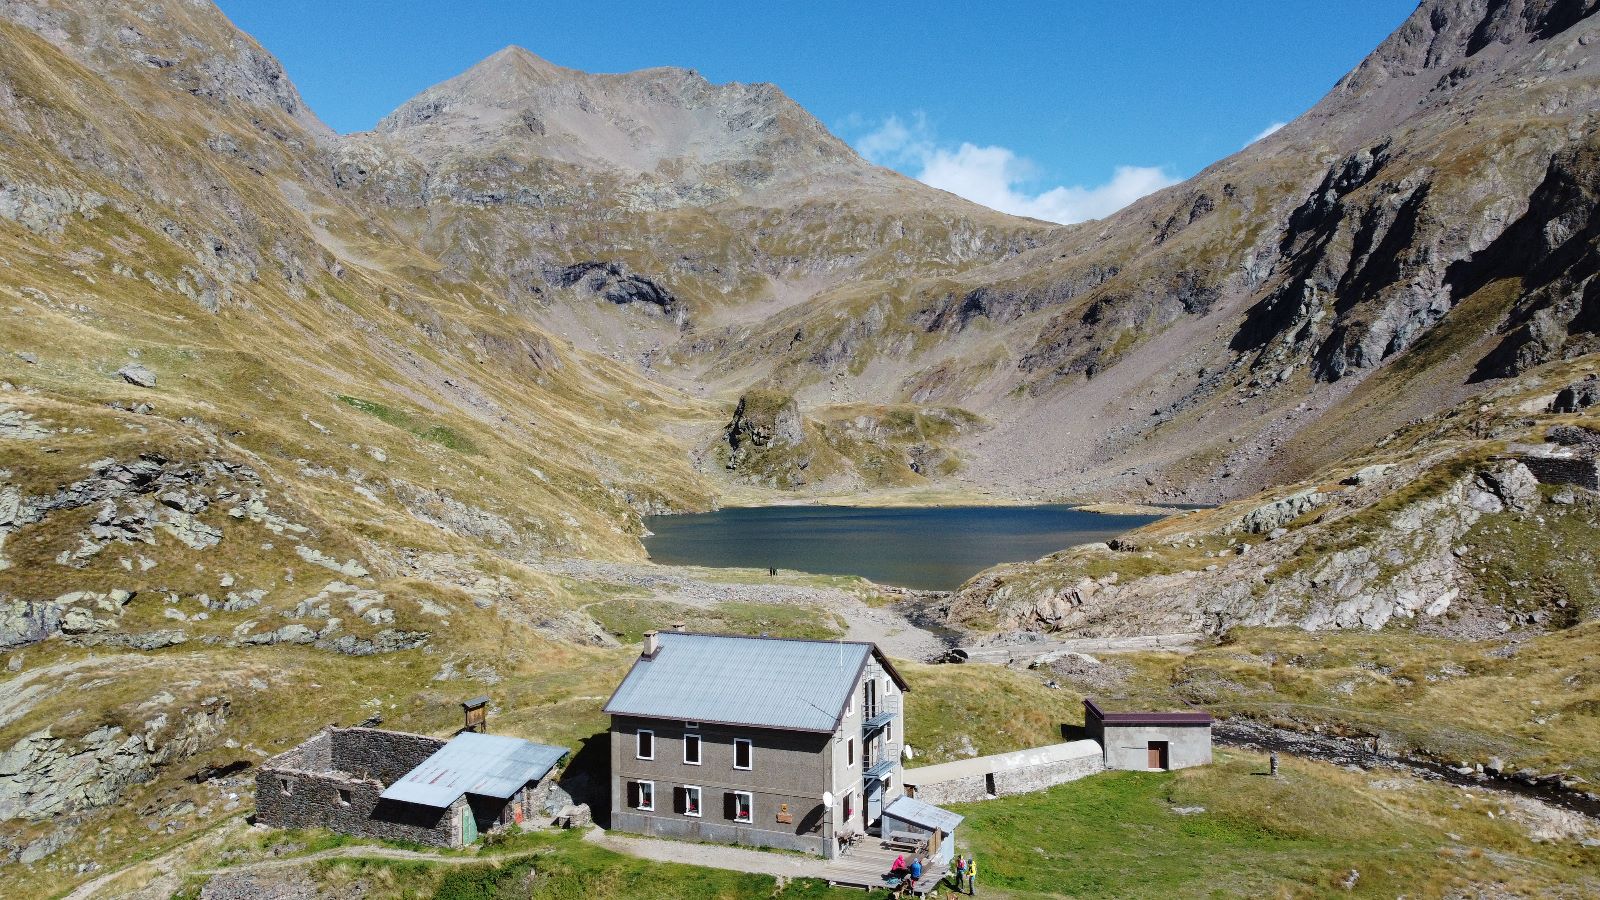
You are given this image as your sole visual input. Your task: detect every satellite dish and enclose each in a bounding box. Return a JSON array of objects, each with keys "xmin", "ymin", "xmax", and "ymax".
[
  {"xmin": 903, "ymin": 745, "xmax": 914, "ymax": 760},
  {"xmin": 821, "ymin": 791, "xmax": 834, "ymax": 809}
]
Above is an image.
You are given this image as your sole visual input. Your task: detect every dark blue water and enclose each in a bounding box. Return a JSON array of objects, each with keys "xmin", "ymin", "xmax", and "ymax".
[{"xmin": 641, "ymin": 504, "xmax": 1164, "ymax": 591}]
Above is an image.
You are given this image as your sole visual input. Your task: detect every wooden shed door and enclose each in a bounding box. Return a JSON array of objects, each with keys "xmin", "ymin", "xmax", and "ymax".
[
  {"xmin": 1148, "ymin": 741, "xmax": 1169, "ymax": 770},
  {"xmin": 460, "ymin": 808, "xmax": 478, "ymax": 845}
]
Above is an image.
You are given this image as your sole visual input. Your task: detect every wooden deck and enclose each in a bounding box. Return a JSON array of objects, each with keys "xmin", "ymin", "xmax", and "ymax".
[{"xmin": 820, "ymin": 842, "xmax": 949, "ymax": 895}]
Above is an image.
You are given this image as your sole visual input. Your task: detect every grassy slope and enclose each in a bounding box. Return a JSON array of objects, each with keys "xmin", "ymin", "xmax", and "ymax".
[{"xmin": 955, "ymin": 751, "xmax": 1599, "ymax": 898}]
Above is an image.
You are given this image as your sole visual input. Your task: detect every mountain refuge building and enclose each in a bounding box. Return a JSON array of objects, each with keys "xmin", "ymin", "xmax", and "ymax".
[{"xmin": 603, "ymin": 631, "xmax": 925, "ymax": 858}]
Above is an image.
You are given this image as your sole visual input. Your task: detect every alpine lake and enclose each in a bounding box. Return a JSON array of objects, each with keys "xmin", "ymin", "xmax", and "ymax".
[{"xmin": 641, "ymin": 504, "xmax": 1166, "ymax": 592}]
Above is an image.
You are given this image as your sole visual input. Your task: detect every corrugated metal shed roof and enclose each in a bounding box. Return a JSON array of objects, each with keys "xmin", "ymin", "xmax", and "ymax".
[
  {"xmin": 884, "ymin": 796, "xmax": 964, "ymax": 834},
  {"xmin": 603, "ymin": 632, "xmax": 874, "ymax": 732},
  {"xmin": 902, "ymin": 739, "xmax": 1103, "ymax": 786},
  {"xmin": 379, "ymin": 732, "xmax": 567, "ymax": 808}
]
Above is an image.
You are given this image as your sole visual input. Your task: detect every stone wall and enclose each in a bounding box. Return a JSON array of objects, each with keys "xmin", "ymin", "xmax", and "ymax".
[
  {"xmin": 330, "ymin": 727, "xmax": 445, "ymax": 785},
  {"xmin": 905, "ymin": 752, "xmax": 1104, "ymax": 805},
  {"xmin": 1101, "ymin": 724, "xmax": 1212, "ymax": 771},
  {"xmin": 254, "ymin": 727, "xmax": 464, "ymax": 848},
  {"xmin": 1518, "ymin": 455, "xmax": 1600, "ymax": 490},
  {"xmin": 253, "ymin": 763, "xmax": 464, "ymax": 847}
]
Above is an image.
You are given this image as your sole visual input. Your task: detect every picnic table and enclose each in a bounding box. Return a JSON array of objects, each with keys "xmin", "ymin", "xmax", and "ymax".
[{"xmin": 882, "ymin": 829, "xmax": 928, "ymax": 852}]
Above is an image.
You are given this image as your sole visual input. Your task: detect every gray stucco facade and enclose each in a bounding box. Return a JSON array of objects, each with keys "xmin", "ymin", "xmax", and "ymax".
[
  {"xmin": 609, "ymin": 715, "xmax": 836, "ymax": 855},
  {"xmin": 604, "ymin": 633, "xmax": 910, "ymax": 858}
]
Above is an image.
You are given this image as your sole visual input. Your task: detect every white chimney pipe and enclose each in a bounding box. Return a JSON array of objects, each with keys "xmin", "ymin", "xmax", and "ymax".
[{"xmin": 643, "ymin": 630, "xmax": 660, "ymax": 658}]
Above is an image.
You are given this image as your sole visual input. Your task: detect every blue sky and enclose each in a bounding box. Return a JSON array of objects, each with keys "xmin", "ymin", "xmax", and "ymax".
[{"xmin": 216, "ymin": 1, "xmax": 1419, "ymax": 223}]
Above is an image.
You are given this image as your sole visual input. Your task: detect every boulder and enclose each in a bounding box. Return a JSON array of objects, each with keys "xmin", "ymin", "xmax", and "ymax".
[
  {"xmin": 1231, "ymin": 488, "xmax": 1325, "ymax": 534},
  {"xmin": 1550, "ymin": 375, "xmax": 1600, "ymax": 413},
  {"xmin": 115, "ymin": 364, "xmax": 156, "ymax": 388},
  {"xmin": 557, "ymin": 803, "xmax": 592, "ymax": 829}
]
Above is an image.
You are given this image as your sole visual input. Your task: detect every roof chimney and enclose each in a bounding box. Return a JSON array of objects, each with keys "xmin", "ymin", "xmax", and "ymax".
[{"xmin": 642, "ymin": 630, "xmax": 660, "ymax": 659}]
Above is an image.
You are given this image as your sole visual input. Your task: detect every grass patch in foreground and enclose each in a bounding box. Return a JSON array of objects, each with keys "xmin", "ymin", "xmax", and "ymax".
[
  {"xmin": 952, "ymin": 751, "xmax": 1597, "ymax": 898},
  {"xmin": 312, "ymin": 830, "xmax": 863, "ymax": 899},
  {"xmin": 337, "ymin": 394, "xmax": 479, "ymax": 453}
]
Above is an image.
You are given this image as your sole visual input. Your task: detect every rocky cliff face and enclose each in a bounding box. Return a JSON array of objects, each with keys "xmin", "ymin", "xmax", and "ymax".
[{"xmin": 947, "ymin": 360, "xmax": 1600, "ymax": 640}]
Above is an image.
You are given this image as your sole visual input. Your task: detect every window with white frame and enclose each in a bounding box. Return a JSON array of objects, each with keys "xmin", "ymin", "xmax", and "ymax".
[
  {"xmin": 846, "ymin": 737, "xmax": 855, "ymax": 767},
  {"xmin": 636, "ymin": 729, "xmax": 654, "ymax": 760},
  {"xmin": 732, "ymin": 791, "xmax": 753, "ymax": 823},
  {"xmin": 684, "ymin": 733, "xmax": 702, "ymax": 765},
  {"xmin": 734, "ymin": 738, "xmax": 753, "ymax": 770},
  {"xmin": 684, "ymin": 721, "xmax": 700, "ymax": 729},
  {"xmin": 683, "ymin": 785, "xmax": 702, "ymax": 817},
  {"xmin": 842, "ymin": 790, "xmax": 854, "ymax": 822},
  {"xmin": 632, "ymin": 780, "xmax": 654, "ymax": 811}
]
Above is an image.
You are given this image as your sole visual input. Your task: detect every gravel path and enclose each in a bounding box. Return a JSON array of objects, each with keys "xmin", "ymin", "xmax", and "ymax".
[{"xmin": 956, "ymin": 631, "xmax": 1204, "ymax": 665}]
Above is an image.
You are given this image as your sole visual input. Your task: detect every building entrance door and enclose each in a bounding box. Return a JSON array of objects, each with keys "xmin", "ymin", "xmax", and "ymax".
[
  {"xmin": 460, "ymin": 807, "xmax": 478, "ymax": 845},
  {"xmin": 864, "ymin": 778, "xmax": 883, "ymax": 835},
  {"xmin": 1148, "ymin": 741, "xmax": 1169, "ymax": 770}
]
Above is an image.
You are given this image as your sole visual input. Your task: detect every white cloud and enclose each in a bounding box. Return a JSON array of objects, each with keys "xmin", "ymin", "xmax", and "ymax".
[
  {"xmin": 1247, "ymin": 121, "xmax": 1286, "ymax": 146},
  {"xmin": 853, "ymin": 114, "xmax": 1179, "ymax": 225}
]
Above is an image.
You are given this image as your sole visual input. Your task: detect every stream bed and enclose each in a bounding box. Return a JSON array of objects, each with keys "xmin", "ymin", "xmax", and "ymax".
[{"xmin": 1215, "ymin": 719, "xmax": 1600, "ymax": 820}]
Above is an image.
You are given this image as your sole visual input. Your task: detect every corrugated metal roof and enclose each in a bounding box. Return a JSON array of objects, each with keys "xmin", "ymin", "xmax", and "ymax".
[
  {"xmin": 379, "ymin": 732, "xmax": 567, "ymax": 808},
  {"xmin": 884, "ymin": 796, "xmax": 963, "ymax": 834},
  {"xmin": 902, "ymin": 739, "xmax": 1103, "ymax": 786},
  {"xmin": 603, "ymin": 632, "xmax": 873, "ymax": 732}
]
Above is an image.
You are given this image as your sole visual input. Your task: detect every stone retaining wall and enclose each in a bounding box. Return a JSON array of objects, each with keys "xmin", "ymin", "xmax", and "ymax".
[{"xmin": 904, "ymin": 749, "xmax": 1104, "ymax": 805}]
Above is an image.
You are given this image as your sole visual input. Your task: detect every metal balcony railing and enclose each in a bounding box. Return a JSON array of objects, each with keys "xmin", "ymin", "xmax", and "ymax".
[
  {"xmin": 864, "ymin": 743, "xmax": 900, "ymax": 780},
  {"xmin": 862, "ymin": 694, "xmax": 899, "ymax": 733}
]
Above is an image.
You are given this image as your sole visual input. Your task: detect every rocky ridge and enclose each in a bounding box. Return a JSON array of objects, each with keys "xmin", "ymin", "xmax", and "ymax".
[{"xmin": 948, "ymin": 363, "xmax": 1600, "ymax": 641}]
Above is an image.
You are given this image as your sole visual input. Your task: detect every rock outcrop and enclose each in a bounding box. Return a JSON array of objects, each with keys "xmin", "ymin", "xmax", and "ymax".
[
  {"xmin": 953, "ymin": 453, "xmax": 1581, "ymax": 638},
  {"xmin": 0, "ymin": 696, "xmax": 229, "ymax": 822}
]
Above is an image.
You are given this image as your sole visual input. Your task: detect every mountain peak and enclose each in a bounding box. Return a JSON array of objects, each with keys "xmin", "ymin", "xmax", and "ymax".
[{"xmin": 370, "ymin": 45, "xmax": 869, "ymax": 197}]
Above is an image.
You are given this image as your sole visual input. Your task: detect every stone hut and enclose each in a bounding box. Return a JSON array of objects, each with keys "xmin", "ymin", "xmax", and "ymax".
[
  {"xmin": 255, "ymin": 727, "xmax": 567, "ymax": 847},
  {"xmin": 1083, "ymin": 698, "xmax": 1212, "ymax": 771},
  {"xmin": 901, "ymin": 739, "xmax": 1103, "ymax": 805}
]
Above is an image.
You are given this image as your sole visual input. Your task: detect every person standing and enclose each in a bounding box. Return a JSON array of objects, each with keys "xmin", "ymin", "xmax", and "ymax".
[
  {"xmin": 966, "ymin": 855, "xmax": 978, "ymax": 895},
  {"xmin": 951, "ymin": 855, "xmax": 966, "ymax": 891}
]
